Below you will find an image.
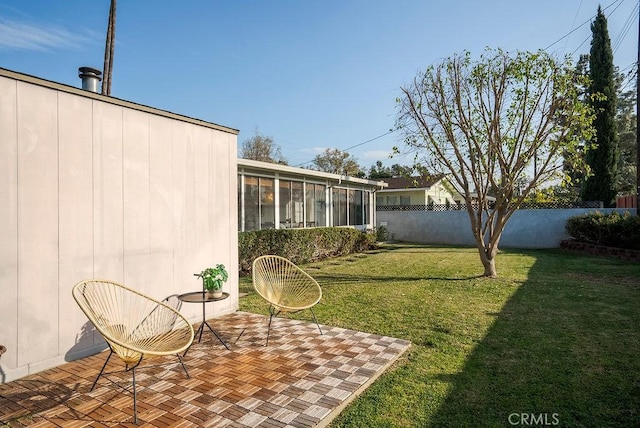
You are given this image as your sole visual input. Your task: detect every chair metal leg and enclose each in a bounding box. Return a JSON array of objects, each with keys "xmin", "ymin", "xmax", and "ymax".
[
  {"xmin": 91, "ymin": 349, "xmax": 114, "ymax": 391},
  {"xmin": 122, "ymin": 354, "xmax": 144, "ymax": 425},
  {"xmin": 132, "ymin": 366, "xmax": 138, "ymax": 424},
  {"xmin": 310, "ymin": 308, "xmax": 323, "ymax": 335},
  {"xmin": 177, "ymin": 354, "xmax": 189, "ymax": 378},
  {"xmin": 266, "ymin": 312, "xmax": 274, "ymax": 346}
]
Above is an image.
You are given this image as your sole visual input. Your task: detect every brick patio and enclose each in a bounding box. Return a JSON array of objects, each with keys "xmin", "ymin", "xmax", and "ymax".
[{"xmin": 0, "ymin": 312, "xmax": 410, "ymax": 427}]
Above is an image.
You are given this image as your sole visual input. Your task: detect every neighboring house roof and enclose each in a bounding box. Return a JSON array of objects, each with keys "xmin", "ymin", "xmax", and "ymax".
[
  {"xmin": 378, "ymin": 175, "xmax": 496, "ymax": 202},
  {"xmin": 378, "ymin": 174, "xmax": 448, "ymax": 192}
]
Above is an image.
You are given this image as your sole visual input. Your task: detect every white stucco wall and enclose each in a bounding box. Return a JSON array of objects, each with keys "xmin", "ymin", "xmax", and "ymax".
[
  {"xmin": 378, "ymin": 208, "xmax": 636, "ymax": 248},
  {"xmin": 0, "ymin": 70, "xmax": 239, "ymax": 383}
]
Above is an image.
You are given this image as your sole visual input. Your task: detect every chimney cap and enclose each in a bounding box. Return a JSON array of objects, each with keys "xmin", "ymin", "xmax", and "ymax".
[{"xmin": 78, "ymin": 66, "xmax": 102, "ymax": 79}]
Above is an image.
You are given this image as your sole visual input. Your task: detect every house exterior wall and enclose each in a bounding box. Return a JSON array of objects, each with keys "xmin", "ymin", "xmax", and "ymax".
[
  {"xmin": 377, "ymin": 182, "xmax": 462, "ymax": 206},
  {"xmin": 0, "ymin": 69, "xmax": 239, "ymax": 383},
  {"xmin": 237, "ymin": 159, "xmax": 385, "ymax": 232},
  {"xmin": 378, "ymin": 189, "xmax": 426, "ymax": 205},
  {"xmin": 377, "ymin": 208, "xmax": 636, "ymax": 248}
]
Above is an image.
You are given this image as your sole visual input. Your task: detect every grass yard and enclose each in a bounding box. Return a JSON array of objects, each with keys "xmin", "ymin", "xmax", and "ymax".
[{"xmin": 238, "ymin": 243, "xmax": 640, "ymax": 427}]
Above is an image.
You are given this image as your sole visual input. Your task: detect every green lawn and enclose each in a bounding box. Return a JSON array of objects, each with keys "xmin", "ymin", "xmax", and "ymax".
[{"xmin": 239, "ymin": 243, "xmax": 640, "ymax": 427}]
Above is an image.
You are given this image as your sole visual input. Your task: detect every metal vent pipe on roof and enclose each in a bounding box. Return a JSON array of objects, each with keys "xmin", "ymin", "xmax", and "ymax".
[{"xmin": 78, "ymin": 67, "xmax": 102, "ymax": 93}]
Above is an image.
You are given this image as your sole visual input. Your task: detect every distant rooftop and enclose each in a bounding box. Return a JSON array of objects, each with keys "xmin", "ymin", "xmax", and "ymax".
[{"xmin": 381, "ymin": 174, "xmax": 446, "ymax": 190}]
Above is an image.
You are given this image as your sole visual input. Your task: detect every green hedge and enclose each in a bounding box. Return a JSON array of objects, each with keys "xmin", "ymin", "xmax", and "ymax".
[
  {"xmin": 565, "ymin": 211, "xmax": 640, "ymax": 250},
  {"xmin": 238, "ymin": 227, "xmax": 378, "ymax": 273}
]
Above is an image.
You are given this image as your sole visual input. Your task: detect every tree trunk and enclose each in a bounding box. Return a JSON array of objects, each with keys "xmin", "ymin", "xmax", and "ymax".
[
  {"xmin": 478, "ymin": 246, "xmax": 498, "ymax": 278},
  {"xmin": 481, "ymin": 256, "xmax": 497, "ymax": 277}
]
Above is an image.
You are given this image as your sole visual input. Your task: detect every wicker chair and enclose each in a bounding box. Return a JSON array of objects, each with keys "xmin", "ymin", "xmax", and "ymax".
[
  {"xmin": 72, "ymin": 280, "xmax": 194, "ymax": 424},
  {"xmin": 252, "ymin": 255, "xmax": 323, "ymax": 345}
]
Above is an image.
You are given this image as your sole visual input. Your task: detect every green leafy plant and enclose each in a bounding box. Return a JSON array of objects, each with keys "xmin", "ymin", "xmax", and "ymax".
[
  {"xmin": 566, "ymin": 211, "xmax": 640, "ymax": 250},
  {"xmin": 375, "ymin": 225, "xmax": 389, "ymax": 242},
  {"xmin": 238, "ymin": 227, "xmax": 378, "ymax": 273},
  {"xmin": 196, "ymin": 264, "xmax": 228, "ymax": 291}
]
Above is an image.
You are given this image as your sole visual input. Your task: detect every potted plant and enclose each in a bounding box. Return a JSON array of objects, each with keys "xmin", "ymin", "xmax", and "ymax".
[{"xmin": 196, "ymin": 264, "xmax": 228, "ymax": 298}]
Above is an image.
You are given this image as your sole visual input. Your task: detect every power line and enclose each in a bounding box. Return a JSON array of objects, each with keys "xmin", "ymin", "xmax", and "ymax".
[
  {"xmin": 294, "ymin": 0, "xmax": 635, "ymax": 172},
  {"xmin": 619, "ymin": 64, "xmax": 638, "ymax": 92},
  {"xmin": 563, "ymin": 0, "xmax": 584, "ymax": 52},
  {"xmin": 571, "ymin": 34, "xmax": 592, "ymax": 56},
  {"xmin": 544, "ymin": 0, "xmax": 624, "ymax": 52},
  {"xmin": 292, "ymin": 129, "xmax": 397, "ymax": 168},
  {"xmin": 613, "ymin": 1, "xmax": 639, "ymax": 54},
  {"xmin": 572, "ymin": 0, "xmax": 629, "ymax": 55}
]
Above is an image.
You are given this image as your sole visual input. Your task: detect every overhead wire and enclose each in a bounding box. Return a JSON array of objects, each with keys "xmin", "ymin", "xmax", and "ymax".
[
  {"xmin": 619, "ymin": 69, "xmax": 638, "ymax": 91},
  {"xmin": 570, "ymin": 0, "xmax": 628, "ymax": 55},
  {"xmin": 613, "ymin": 1, "xmax": 639, "ymax": 54},
  {"xmin": 294, "ymin": 0, "xmax": 636, "ymax": 171},
  {"xmin": 563, "ymin": 0, "xmax": 584, "ymax": 52},
  {"xmin": 292, "ymin": 129, "xmax": 397, "ymax": 168},
  {"xmin": 618, "ymin": 60, "xmax": 638, "ymax": 91},
  {"xmin": 544, "ymin": 0, "xmax": 624, "ymax": 51}
]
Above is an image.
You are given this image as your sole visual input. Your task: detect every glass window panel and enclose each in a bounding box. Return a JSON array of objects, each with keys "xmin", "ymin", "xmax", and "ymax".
[
  {"xmin": 238, "ymin": 179, "xmax": 242, "ymax": 231},
  {"xmin": 333, "ymin": 188, "xmax": 347, "ymax": 226},
  {"xmin": 244, "ymin": 176, "xmax": 259, "ymax": 231},
  {"xmin": 291, "ymin": 181, "xmax": 304, "ymax": 227},
  {"xmin": 279, "ymin": 180, "xmax": 291, "ymax": 228},
  {"xmin": 315, "ymin": 184, "xmax": 326, "ymax": 227},
  {"xmin": 348, "ymin": 190, "xmax": 356, "ymax": 225},
  {"xmin": 353, "ymin": 190, "xmax": 363, "ymax": 225},
  {"xmin": 260, "ymin": 178, "xmax": 275, "ymax": 229},
  {"xmin": 306, "ymin": 184, "xmax": 316, "ymax": 226},
  {"xmin": 364, "ymin": 191, "xmax": 370, "ymax": 225}
]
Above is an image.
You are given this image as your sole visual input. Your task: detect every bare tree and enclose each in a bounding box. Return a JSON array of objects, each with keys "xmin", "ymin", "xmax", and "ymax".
[
  {"xmin": 240, "ymin": 133, "xmax": 287, "ymax": 164},
  {"xmin": 396, "ymin": 49, "xmax": 595, "ymax": 277}
]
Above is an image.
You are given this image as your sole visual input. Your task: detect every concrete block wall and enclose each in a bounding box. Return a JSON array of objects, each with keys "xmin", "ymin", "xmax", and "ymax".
[
  {"xmin": 378, "ymin": 208, "xmax": 636, "ymax": 248},
  {"xmin": 0, "ymin": 69, "xmax": 239, "ymax": 383}
]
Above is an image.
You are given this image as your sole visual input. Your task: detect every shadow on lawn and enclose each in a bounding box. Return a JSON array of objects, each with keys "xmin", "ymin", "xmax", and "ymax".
[
  {"xmin": 428, "ymin": 254, "xmax": 640, "ymax": 427},
  {"xmin": 311, "ymin": 271, "xmax": 483, "ymax": 286}
]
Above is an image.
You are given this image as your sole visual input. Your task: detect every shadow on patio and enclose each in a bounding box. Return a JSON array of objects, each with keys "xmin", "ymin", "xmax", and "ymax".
[{"xmin": 0, "ymin": 312, "xmax": 410, "ymax": 427}]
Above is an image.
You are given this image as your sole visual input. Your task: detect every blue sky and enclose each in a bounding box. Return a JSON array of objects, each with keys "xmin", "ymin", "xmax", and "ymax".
[{"xmin": 1, "ymin": 0, "xmax": 638, "ymax": 170}]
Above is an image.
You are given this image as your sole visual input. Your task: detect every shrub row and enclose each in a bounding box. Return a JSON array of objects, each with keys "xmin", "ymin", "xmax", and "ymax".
[
  {"xmin": 238, "ymin": 227, "xmax": 378, "ymax": 274},
  {"xmin": 560, "ymin": 239, "xmax": 640, "ymax": 262},
  {"xmin": 565, "ymin": 211, "xmax": 640, "ymax": 250}
]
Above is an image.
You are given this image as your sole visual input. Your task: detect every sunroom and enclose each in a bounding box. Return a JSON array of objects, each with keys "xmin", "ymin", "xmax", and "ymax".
[{"xmin": 237, "ymin": 158, "xmax": 387, "ymax": 232}]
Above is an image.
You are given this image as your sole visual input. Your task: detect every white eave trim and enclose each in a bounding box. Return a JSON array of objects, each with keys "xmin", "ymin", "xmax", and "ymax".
[{"xmin": 237, "ymin": 158, "xmax": 388, "ymax": 188}]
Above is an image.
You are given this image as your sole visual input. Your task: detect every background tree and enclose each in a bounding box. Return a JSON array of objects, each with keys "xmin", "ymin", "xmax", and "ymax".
[
  {"xmin": 312, "ymin": 148, "xmax": 364, "ymax": 177},
  {"xmin": 615, "ymin": 77, "xmax": 637, "ymax": 194},
  {"xmin": 368, "ymin": 161, "xmax": 429, "ymax": 179},
  {"xmin": 570, "ymin": 55, "xmax": 636, "ymax": 199},
  {"xmin": 240, "ymin": 132, "xmax": 287, "ymax": 164},
  {"xmin": 396, "ymin": 48, "xmax": 595, "ymax": 277},
  {"xmin": 368, "ymin": 161, "xmax": 393, "ymax": 179},
  {"xmin": 581, "ymin": 7, "xmax": 619, "ymax": 206}
]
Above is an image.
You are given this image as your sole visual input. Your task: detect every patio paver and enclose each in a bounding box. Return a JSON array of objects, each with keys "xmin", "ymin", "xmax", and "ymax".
[{"xmin": 0, "ymin": 312, "xmax": 411, "ymax": 427}]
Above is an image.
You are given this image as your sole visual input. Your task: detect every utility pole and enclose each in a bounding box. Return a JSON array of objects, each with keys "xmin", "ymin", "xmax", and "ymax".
[
  {"xmin": 636, "ymin": 0, "xmax": 640, "ymax": 213},
  {"xmin": 102, "ymin": 0, "xmax": 116, "ymax": 96}
]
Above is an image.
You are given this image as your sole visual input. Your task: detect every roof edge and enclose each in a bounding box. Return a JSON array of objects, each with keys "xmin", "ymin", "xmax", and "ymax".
[
  {"xmin": 238, "ymin": 158, "xmax": 388, "ymax": 188},
  {"xmin": 0, "ymin": 67, "xmax": 239, "ymax": 135}
]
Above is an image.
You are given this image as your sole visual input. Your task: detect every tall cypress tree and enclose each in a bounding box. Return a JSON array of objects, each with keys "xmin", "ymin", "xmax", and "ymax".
[{"xmin": 581, "ymin": 6, "xmax": 619, "ymax": 206}]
